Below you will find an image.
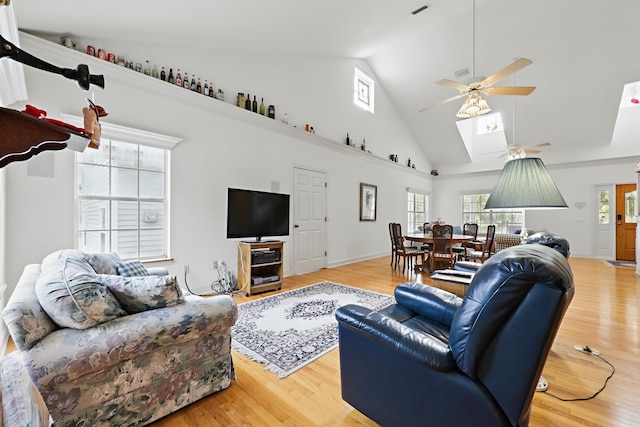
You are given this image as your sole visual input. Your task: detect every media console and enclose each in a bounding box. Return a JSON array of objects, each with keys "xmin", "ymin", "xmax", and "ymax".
[{"xmin": 237, "ymin": 241, "xmax": 284, "ymax": 296}]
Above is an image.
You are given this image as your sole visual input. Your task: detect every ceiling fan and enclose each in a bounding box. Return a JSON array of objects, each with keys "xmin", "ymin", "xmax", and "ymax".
[
  {"xmin": 419, "ymin": 58, "xmax": 536, "ymax": 114},
  {"xmin": 487, "ymin": 143, "xmax": 551, "ymax": 160},
  {"xmin": 418, "ymin": 0, "xmax": 535, "ymax": 117}
]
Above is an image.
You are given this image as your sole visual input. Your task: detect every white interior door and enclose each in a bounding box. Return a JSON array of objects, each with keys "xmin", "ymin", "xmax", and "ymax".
[
  {"xmin": 293, "ymin": 167, "xmax": 327, "ymax": 274},
  {"xmin": 595, "ymin": 185, "xmax": 614, "ymax": 259}
]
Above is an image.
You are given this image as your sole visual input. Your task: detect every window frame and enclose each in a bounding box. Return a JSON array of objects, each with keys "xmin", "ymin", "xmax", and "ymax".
[
  {"xmin": 598, "ymin": 190, "xmax": 610, "ymax": 224},
  {"xmin": 67, "ymin": 115, "xmax": 180, "ymax": 261},
  {"xmin": 407, "ymin": 188, "xmax": 430, "ymax": 233},
  {"xmin": 462, "ymin": 192, "xmax": 525, "ymax": 234}
]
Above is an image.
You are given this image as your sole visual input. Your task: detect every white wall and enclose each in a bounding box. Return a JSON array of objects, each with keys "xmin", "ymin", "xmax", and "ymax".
[
  {"xmin": 4, "ymin": 35, "xmax": 432, "ymax": 294},
  {"xmin": 432, "ymin": 158, "xmax": 640, "ymax": 258}
]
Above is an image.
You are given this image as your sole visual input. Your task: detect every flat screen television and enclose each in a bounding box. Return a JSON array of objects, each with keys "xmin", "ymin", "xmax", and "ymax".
[{"xmin": 226, "ymin": 188, "xmax": 290, "ymax": 242}]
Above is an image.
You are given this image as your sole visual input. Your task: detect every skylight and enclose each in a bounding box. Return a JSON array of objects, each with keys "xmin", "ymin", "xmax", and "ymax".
[
  {"xmin": 456, "ymin": 112, "xmax": 507, "ymax": 161},
  {"xmin": 619, "ymin": 81, "xmax": 640, "ymax": 109},
  {"xmin": 476, "ymin": 113, "xmax": 504, "ymax": 135},
  {"xmin": 611, "ymin": 80, "xmax": 640, "ymax": 146}
]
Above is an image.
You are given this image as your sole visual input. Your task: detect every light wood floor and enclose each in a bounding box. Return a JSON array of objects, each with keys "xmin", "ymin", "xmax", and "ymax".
[
  {"xmin": 8, "ymin": 256, "xmax": 637, "ymax": 426},
  {"xmin": 150, "ymin": 255, "xmax": 640, "ymax": 427}
]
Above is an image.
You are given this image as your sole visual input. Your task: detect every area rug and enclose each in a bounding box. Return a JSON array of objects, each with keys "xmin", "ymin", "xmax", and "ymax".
[
  {"xmin": 604, "ymin": 260, "xmax": 637, "ymax": 268},
  {"xmin": 232, "ymin": 281, "xmax": 394, "ymax": 378}
]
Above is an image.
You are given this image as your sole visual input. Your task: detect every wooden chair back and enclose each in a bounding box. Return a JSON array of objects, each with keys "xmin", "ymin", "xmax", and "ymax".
[
  {"xmin": 391, "ymin": 223, "xmax": 406, "ymax": 254},
  {"xmin": 430, "ymin": 224, "xmax": 455, "ymax": 270},
  {"xmin": 483, "ymin": 225, "xmax": 497, "ymax": 258},
  {"xmin": 463, "ymin": 223, "xmax": 479, "ymax": 239}
]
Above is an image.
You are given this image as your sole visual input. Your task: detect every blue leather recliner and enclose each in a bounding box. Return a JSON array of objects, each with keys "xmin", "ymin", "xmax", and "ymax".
[{"xmin": 335, "ymin": 244, "xmax": 574, "ymax": 427}]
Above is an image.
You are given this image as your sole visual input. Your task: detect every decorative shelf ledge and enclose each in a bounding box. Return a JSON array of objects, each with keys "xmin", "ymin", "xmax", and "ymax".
[{"xmin": 19, "ymin": 31, "xmax": 430, "ymax": 179}]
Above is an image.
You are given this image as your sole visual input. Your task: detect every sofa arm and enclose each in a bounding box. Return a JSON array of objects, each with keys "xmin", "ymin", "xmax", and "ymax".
[
  {"xmin": 22, "ymin": 294, "xmax": 238, "ymax": 389},
  {"xmin": 3, "ymin": 264, "xmax": 59, "ymax": 352},
  {"xmin": 336, "ymin": 304, "xmax": 456, "ymax": 371},
  {"xmin": 146, "ymin": 267, "xmax": 168, "ymax": 276},
  {"xmin": 394, "ymin": 282, "xmax": 462, "ymax": 327}
]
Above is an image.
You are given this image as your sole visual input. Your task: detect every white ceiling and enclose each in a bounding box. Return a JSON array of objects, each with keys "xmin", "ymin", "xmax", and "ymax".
[{"xmin": 11, "ymin": 0, "xmax": 640, "ymax": 173}]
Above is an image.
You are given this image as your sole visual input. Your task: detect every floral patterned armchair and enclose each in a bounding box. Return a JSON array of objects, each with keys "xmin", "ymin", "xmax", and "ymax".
[{"xmin": 2, "ymin": 250, "xmax": 238, "ymax": 427}]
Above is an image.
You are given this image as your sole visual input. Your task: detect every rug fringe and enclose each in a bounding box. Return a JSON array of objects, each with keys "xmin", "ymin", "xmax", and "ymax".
[{"xmin": 233, "ymin": 341, "xmax": 339, "ymax": 379}]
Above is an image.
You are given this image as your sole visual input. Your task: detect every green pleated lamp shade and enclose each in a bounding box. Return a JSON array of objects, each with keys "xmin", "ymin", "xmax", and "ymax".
[{"xmin": 484, "ymin": 157, "xmax": 568, "ymax": 209}]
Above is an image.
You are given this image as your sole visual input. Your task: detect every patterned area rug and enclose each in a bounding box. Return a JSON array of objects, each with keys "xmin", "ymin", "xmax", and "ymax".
[
  {"xmin": 232, "ymin": 281, "xmax": 394, "ymax": 378},
  {"xmin": 604, "ymin": 260, "xmax": 637, "ymax": 268}
]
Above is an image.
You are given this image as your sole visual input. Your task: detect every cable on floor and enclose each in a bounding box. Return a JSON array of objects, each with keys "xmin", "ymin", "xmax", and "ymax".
[{"xmin": 541, "ymin": 348, "xmax": 615, "ymax": 402}]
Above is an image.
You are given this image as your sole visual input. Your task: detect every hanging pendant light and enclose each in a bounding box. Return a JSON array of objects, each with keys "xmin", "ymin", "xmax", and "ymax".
[
  {"xmin": 485, "ymin": 71, "xmax": 567, "ymax": 210},
  {"xmin": 484, "ymin": 157, "xmax": 568, "ymax": 209}
]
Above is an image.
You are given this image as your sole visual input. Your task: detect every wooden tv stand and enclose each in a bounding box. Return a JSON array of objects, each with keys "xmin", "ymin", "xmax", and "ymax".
[{"xmin": 237, "ymin": 241, "xmax": 284, "ymax": 296}]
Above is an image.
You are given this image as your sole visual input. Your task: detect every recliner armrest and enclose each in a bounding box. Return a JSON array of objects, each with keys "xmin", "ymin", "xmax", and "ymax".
[
  {"xmin": 336, "ymin": 304, "xmax": 456, "ymax": 372},
  {"xmin": 394, "ymin": 282, "xmax": 462, "ymax": 327}
]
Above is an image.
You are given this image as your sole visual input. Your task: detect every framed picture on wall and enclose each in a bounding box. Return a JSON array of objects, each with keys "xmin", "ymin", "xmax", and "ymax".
[{"xmin": 360, "ymin": 183, "xmax": 377, "ymax": 221}]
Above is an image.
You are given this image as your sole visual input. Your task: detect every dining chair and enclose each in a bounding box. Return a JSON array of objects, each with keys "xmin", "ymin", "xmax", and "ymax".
[
  {"xmin": 429, "ymin": 224, "xmax": 456, "ymax": 271},
  {"xmin": 389, "ymin": 222, "xmax": 398, "ymax": 267},
  {"xmin": 391, "ymin": 223, "xmax": 427, "ymax": 272},
  {"xmin": 465, "ymin": 224, "xmax": 497, "ymax": 263},
  {"xmin": 420, "ymin": 222, "xmax": 432, "ymax": 252},
  {"xmin": 452, "ymin": 222, "xmax": 478, "ymax": 260}
]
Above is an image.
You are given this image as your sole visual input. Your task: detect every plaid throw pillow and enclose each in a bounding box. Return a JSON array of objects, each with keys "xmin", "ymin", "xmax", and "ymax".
[{"xmin": 116, "ymin": 260, "xmax": 149, "ymax": 277}]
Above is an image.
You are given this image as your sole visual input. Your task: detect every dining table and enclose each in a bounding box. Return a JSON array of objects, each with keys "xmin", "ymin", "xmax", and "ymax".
[
  {"xmin": 403, "ymin": 231, "xmax": 475, "ymax": 273},
  {"xmin": 404, "ymin": 231, "xmax": 475, "ymax": 245}
]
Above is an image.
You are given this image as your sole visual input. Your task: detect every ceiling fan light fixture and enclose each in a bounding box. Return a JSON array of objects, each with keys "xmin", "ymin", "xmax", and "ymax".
[{"xmin": 456, "ymin": 93, "xmax": 491, "ymax": 119}]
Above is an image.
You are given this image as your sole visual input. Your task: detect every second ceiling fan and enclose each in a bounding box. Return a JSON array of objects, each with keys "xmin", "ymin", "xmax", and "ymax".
[{"xmin": 419, "ymin": 0, "xmax": 536, "ymax": 118}]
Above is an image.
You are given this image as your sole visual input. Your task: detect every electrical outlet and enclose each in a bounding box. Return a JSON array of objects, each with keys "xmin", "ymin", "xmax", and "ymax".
[
  {"xmin": 183, "ymin": 265, "xmax": 189, "ymax": 274},
  {"xmin": 213, "ymin": 260, "xmax": 218, "ymax": 269}
]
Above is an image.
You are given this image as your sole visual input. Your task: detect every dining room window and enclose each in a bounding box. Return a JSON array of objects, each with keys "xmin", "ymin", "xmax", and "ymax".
[
  {"xmin": 407, "ymin": 190, "xmax": 429, "ymax": 233},
  {"xmin": 462, "ymin": 193, "xmax": 524, "ymax": 234}
]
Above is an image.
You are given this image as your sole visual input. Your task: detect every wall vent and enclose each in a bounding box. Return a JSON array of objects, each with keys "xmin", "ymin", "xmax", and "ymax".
[
  {"xmin": 412, "ymin": 5, "xmax": 429, "ymax": 15},
  {"xmin": 455, "ymin": 67, "xmax": 470, "ymax": 78}
]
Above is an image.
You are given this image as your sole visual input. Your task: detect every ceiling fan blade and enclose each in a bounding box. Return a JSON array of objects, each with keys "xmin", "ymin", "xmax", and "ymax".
[
  {"xmin": 435, "ymin": 79, "xmax": 470, "ymax": 92},
  {"xmin": 484, "ymin": 86, "xmax": 536, "ymax": 96},
  {"xmin": 525, "ymin": 142, "xmax": 551, "ymax": 148},
  {"xmin": 481, "ymin": 149, "xmax": 507, "ymax": 155},
  {"xmin": 523, "ymin": 149, "xmax": 541, "ymax": 154},
  {"xmin": 481, "ymin": 58, "xmax": 533, "ymax": 88},
  {"xmin": 418, "ymin": 93, "xmax": 467, "ymax": 113}
]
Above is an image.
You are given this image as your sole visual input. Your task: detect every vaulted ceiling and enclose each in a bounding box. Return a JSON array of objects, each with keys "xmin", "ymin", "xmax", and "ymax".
[{"xmin": 12, "ymin": 0, "xmax": 640, "ymax": 173}]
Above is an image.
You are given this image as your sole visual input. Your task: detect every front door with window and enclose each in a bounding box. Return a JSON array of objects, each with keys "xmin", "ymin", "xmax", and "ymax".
[{"xmin": 615, "ymin": 183, "xmax": 637, "ymax": 261}]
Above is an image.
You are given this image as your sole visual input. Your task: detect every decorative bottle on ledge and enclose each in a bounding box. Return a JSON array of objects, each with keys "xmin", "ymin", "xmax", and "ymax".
[{"xmin": 259, "ymin": 98, "xmax": 265, "ymax": 115}]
